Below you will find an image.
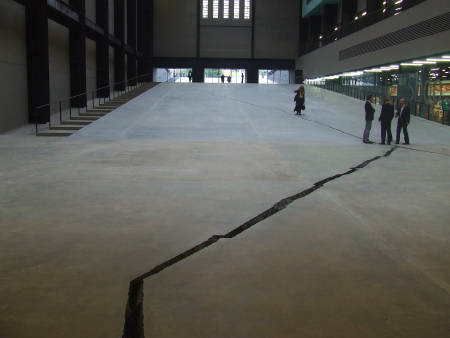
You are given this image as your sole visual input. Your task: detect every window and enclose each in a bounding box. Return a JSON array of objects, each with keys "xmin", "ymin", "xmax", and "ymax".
[
  {"xmin": 244, "ymin": 0, "xmax": 250, "ymax": 19},
  {"xmin": 234, "ymin": 0, "xmax": 240, "ymax": 19},
  {"xmin": 224, "ymin": 0, "xmax": 229, "ymax": 19},
  {"xmin": 213, "ymin": 0, "xmax": 219, "ymax": 19},
  {"xmin": 202, "ymin": 0, "xmax": 208, "ymax": 19}
]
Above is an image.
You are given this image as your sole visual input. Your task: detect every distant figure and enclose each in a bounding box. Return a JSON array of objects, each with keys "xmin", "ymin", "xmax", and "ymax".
[
  {"xmin": 379, "ymin": 98, "xmax": 394, "ymax": 145},
  {"xmin": 221, "ymin": 74, "xmax": 225, "ymax": 83},
  {"xmin": 227, "ymin": 75, "xmax": 231, "ymax": 83},
  {"xmin": 395, "ymin": 98, "xmax": 410, "ymax": 144},
  {"xmin": 363, "ymin": 94, "xmax": 375, "ymax": 144},
  {"xmin": 188, "ymin": 71, "xmax": 192, "ymax": 83},
  {"xmin": 241, "ymin": 73, "xmax": 244, "ymax": 83},
  {"xmin": 294, "ymin": 85, "xmax": 305, "ymax": 116}
]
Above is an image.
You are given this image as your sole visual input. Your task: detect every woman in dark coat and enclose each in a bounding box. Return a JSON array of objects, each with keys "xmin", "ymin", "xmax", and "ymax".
[{"xmin": 294, "ymin": 85, "xmax": 305, "ymax": 115}]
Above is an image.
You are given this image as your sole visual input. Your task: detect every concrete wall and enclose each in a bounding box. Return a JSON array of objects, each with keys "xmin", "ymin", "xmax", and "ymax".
[
  {"xmin": 297, "ymin": 0, "xmax": 450, "ymax": 78},
  {"xmin": 154, "ymin": 0, "xmax": 197, "ymax": 57},
  {"xmin": 0, "ymin": 0, "xmax": 28, "ymax": 133},
  {"xmin": 154, "ymin": 0, "xmax": 300, "ymax": 60},
  {"xmin": 201, "ymin": 26, "xmax": 251, "ymax": 58},
  {"xmin": 254, "ymin": 0, "xmax": 300, "ymax": 59},
  {"xmin": 86, "ymin": 0, "xmax": 96, "ymax": 23},
  {"xmin": 48, "ymin": 20, "xmax": 71, "ymax": 113},
  {"xmin": 86, "ymin": 38, "xmax": 97, "ymax": 94}
]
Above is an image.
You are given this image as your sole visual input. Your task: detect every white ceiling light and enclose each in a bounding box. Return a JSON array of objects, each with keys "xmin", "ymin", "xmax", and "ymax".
[
  {"xmin": 401, "ymin": 63, "xmax": 423, "ymax": 66},
  {"xmin": 413, "ymin": 60, "xmax": 436, "ymax": 64},
  {"xmin": 427, "ymin": 58, "xmax": 450, "ymax": 62}
]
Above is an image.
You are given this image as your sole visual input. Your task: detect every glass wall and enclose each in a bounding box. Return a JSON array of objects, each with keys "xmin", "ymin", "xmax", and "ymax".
[
  {"xmin": 258, "ymin": 70, "xmax": 290, "ymax": 84},
  {"xmin": 306, "ymin": 54, "xmax": 450, "ymax": 125},
  {"xmin": 204, "ymin": 69, "xmax": 246, "ymax": 83},
  {"xmin": 155, "ymin": 68, "xmax": 193, "ymax": 83}
]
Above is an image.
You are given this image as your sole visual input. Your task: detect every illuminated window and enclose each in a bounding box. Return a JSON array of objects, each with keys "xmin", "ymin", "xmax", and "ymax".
[
  {"xmin": 234, "ymin": 0, "xmax": 240, "ymax": 19},
  {"xmin": 224, "ymin": 0, "xmax": 229, "ymax": 19},
  {"xmin": 202, "ymin": 0, "xmax": 209, "ymax": 19},
  {"xmin": 244, "ymin": 0, "xmax": 250, "ymax": 19},
  {"xmin": 213, "ymin": 0, "xmax": 219, "ymax": 18}
]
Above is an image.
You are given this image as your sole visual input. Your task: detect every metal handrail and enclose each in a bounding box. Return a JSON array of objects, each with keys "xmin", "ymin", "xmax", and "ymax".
[{"xmin": 35, "ymin": 72, "xmax": 153, "ymax": 135}]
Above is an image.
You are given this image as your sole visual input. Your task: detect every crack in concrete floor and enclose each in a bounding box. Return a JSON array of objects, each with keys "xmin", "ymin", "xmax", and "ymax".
[{"xmin": 121, "ymin": 147, "xmax": 397, "ymax": 338}]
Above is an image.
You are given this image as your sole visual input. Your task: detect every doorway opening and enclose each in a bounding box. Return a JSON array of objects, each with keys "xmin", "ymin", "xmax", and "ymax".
[
  {"xmin": 154, "ymin": 68, "xmax": 193, "ymax": 83},
  {"xmin": 204, "ymin": 69, "xmax": 246, "ymax": 83},
  {"xmin": 258, "ymin": 70, "xmax": 290, "ymax": 84}
]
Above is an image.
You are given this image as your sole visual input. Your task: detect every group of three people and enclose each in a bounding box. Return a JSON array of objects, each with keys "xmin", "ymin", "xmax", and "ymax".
[{"xmin": 364, "ymin": 95, "xmax": 410, "ymax": 145}]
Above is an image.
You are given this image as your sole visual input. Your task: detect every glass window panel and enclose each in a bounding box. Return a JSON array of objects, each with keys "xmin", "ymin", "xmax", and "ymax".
[
  {"xmin": 224, "ymin": 0, "xmax": 229, "ymax": 18},
  {"xmin": 213, "ymin": 0, "xmax": 219, "ymax": 18},
  {"xmin": 202, "ymin": 0, "xmax": 209, "ymax": 18},
  {"xmin": 244, "ymin": 0, "xmax": 250, "ymax": 19},
  {"xmin": 234, "ymin": 0, "xmax": 240, "ymax": 19}
]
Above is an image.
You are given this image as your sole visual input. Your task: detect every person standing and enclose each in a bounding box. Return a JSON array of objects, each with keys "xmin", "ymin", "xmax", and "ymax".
[
  {"xmin": 378, "ymin": 97, "xmax": 394, "ymax": 145},
  {"xmin": 395, "ymin": 98, "xmax": 410, "ymax": 144},
  {"xmin": 241, "ymin": 73, "xmax": 244, "ymax": 83},
  {"xmin": 363, "ymin": 95, "xmax": 375, "ymax": 144},
  {"xmin": 188, "ymin": 70, "xmax": 192, "ymax": 83},
  {"xmin": 221, "ymin": 74, "xmax": 225, "ymax": 83},
  {"xmin": 294, "ymin": 86, "xmax": 305, "ymax": 115}
]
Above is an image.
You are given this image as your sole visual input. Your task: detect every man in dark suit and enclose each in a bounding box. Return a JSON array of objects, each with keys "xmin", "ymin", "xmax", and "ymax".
[
  {"xmin": 395, "ymin": 98, "xmax": 410, "ymax": 145},
  {"xmin": 363, "ymin": 94, "xmax": 375, "ymax": 144},
  {"xmin": 379, "ymin": 97, "xmax": 394, "ymax": 145}
]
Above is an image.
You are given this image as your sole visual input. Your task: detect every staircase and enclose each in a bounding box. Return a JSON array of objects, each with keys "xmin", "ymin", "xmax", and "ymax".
[{"xmin": 37, "ymin": 82, "xmax": 158, "ymax": 137}]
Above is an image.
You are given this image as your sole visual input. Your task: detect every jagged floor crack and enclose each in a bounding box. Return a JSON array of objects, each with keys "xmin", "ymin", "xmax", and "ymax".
[{"xmin": 122, "ymin": 146, "xmax": 397, "ymax": 338}]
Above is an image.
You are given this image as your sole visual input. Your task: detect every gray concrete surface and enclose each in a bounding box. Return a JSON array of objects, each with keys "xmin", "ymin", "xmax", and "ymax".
[{"xmin": 0, "ymin": 84, "xmax": 449, "ymax": 337}]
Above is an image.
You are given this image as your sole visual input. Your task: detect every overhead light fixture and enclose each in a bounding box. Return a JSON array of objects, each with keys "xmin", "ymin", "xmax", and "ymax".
[
  {"xmin": 395, "ymin": 7, "xmax": 402, "ymax": 11},
  {"xmin": 334, "ymin": 27, "xmax": 339, "ymax": 31},
  {"xmin": 383, "ymin": 8, "xmax": 387, "ymax": 13},
  {"xmin": 354, "ymin": 16, "xmax": 359, "ymax": 21},
  {"xmin": 319, "ymin": 35, "xmax": 323, "ymax": 40},
  {"xmin": 361, "ymin": 11, "xmax": 367, "ymax": 16},
  {"xmin": 413, "ymin": 60, "xmax": 436, "ymax": 64},
  {"xmin": 401, "ymin": 63, "xmax": 423, "ymax": 66},
  {"xmin": 427, "ymin": 58, "xmax": 450, "ymax": 62},
  {"xmin": 394, "ymin": 12, "xmax": 400, "ymax": 15},
  {"xmin": 442, "ymin": 55, "xmax": 450, "ymax": 58},
  {"xmin": 395, "ymin": 0, "xmax": 403, "ymax": 4},
  {"xmin": 383, "ymin": 1, "xmax": 387, "ymax": 5}
]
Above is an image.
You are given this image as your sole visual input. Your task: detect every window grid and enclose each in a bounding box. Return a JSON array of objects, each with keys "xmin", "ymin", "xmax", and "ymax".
[
  {"xmin": 213, "ymin": 0, "xmax": 219, "ymax": 18},
  {"xmin": 202, "ymin": 0, "xmax": 208, "ymax": 18},
  {"xmin": 224, "ymin": 0, "xmax": 230, "ymax": 19},
  {"xmin": 234, "ymin": 0, "xmax": 240, "ymax": 19},
  {"xmin": 244, "ymin": 0, "xmax": 250, "ymax": 19}
]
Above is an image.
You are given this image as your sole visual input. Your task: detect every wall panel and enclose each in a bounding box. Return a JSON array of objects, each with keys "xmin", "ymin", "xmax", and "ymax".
[{"xmin": 0, "ymin": 0, "xmax": 28, "ymax": 133}]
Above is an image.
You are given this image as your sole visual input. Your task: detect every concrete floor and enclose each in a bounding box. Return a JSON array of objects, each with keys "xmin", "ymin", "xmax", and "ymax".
[{"xmin": 0, "ymin": 84, "xmax": 449, "ymax": 337}]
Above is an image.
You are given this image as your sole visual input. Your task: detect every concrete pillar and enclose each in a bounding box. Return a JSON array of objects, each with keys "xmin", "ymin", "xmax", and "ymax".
[
  {"xmin": 127, "ymin": 0, "xmax": 137, "ymax": 85},
  {"xmin": 114, "ymin": 0, "xmax": 125, "ymax": 90},
  {"xmin": 247, "ymin": 65, "xmax": 258, "ymax": 84},
  {"xmin": 70, "ymin": 0, "xmax": 87, "ymax": 107},
  {"xmin": 26, "ymin": 0, "xmax": 50, "ymax": 123},
  {"xmin": 137, "ymin": 0, "xmax": 153, "ymax": 81},
  {"xmin": 96, "ymin": 0, "xmax": 110, "ymax": 98}
]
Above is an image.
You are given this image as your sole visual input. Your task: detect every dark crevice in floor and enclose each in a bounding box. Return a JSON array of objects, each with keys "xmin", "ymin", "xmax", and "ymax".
[{"xmin": 122, "ymin": 146, "xmax": 397, "ymax": 338}]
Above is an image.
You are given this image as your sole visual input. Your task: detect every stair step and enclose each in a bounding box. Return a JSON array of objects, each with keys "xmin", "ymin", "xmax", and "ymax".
[
  {"xmin": 80, "ymin": 112, "xmax": 107, "ymax": 117},
  {"xmin": 50, "ymin": 125, "xmax": 83, "ymax": 131},
  {"xmin": 88, "ymin": 109, "xmax": 112, "ymax": 113},
  {"xmin": 70, "ymin": 116, "xmax": 98, "ymax": 121},
  {"xmin": 61, "ymin": 120, "xmax": 91, "ymax": 125},
  {"xmin": 37, "ymin": 130, "xmax": 73, "ymax": 137}
]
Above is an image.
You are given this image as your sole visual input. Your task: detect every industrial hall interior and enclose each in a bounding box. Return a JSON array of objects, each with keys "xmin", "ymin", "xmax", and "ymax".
[{"xmin": 1, "ymin": 0, "xmax": 450, "ymax": 337}]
